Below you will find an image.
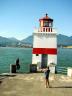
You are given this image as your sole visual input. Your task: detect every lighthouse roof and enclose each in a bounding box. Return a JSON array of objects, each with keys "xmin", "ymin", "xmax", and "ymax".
[{"xmin": 39, "ymin": 13, "xmax": 53, "ymax": 21}]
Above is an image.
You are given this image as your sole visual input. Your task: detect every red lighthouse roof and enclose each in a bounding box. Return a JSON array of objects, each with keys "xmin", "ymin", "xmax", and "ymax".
[{"xmin": 39, "ymin": 13, "xmax": 53, "ymax": 21}]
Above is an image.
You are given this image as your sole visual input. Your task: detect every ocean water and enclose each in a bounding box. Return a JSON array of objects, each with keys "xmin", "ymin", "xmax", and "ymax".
[
  {"xmin": 0, "ymin": 47, "xmax": 32, "ymax": 73},
  {"xmin": 57, "ymin": 48, "xmax": 72, "ymax": 67},
  {"xmin": 0, "ymin": 47, "xmax": 72, "ymax": 73}
]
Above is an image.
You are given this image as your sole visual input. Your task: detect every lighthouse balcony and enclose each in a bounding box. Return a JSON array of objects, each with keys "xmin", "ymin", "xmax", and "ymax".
[{"xmin": 34, "ymin": 27, "xmax": 57, "ymax": 34}]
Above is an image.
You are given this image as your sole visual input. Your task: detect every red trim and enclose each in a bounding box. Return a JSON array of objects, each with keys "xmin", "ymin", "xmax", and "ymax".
[
  {"xmin": 32, "ymin": 48, "xmax": 57, "ymax": 54},
  {"xmin": 39, "ymin": 17, "xmax": 53, "ymax": 21}
]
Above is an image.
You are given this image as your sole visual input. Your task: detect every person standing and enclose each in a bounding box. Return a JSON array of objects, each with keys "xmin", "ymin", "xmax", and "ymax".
[
  {"xmin": 44, "ymin": 66, "xmax": 50, "ymax": 88},
  {"xmin": 16, "ymin": 58, "xmax": 20, "ymax": 70}
]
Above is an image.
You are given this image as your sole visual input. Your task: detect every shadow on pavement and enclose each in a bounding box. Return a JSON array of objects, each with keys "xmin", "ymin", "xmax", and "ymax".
[
  {"xmin": 50, "ymin": 86, "xmax": 72, "ymax": 88},
  {"xmin": 0, "ymin": 80, "xmax": 2, "ymax": 84},
  {"xmin": 0, "ymin": 74, "xmax": 16, "ymax": 85}
]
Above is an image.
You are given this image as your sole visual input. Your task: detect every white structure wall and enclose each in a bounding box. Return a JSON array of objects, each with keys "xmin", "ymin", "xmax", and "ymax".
[
  {"xmin": 32, "ymin": 54, "xmax": 57, "ymax": 73},
  {"xmin": 33, "ymin": 33, "xmax": 57, "ymax": 48},
  {"xmin": 32, "ymin": 54, "xmax": 57, "ymax": 65},
  {"xmin": 48, "ymin": 55, "xmax": 57, "ymax": 65},
  {"xmin": 32, "ymin": 29, "xmax": 57, "ymax": 69},
  {"xmin": 32, "ymin": 54, "xmax": 41, "ymax": 64}
]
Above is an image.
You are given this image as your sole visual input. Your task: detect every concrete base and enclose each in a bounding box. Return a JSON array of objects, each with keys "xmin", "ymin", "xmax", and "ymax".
[
  {"xmin": 37, "ymin": 66, "xmax": 56, "ymax": 73},
  {"xmin": 67, "ymin": 68, "xmax": 72, "ymax": 77},
  {"xmin": 49, "ymin": 66, "xmax": 55, "ymax": 73},
  {"xmin": 10, "ymin": 64, "xmax": 16, "ymax": 73},
  {"xmin": 30, "ymin": 64, "xmax": 37, "ymax": 73}
]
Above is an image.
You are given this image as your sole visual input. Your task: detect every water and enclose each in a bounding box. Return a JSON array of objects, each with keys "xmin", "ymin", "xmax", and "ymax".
[
  {"xmin": 57, "ymin": 48, "xmax": 72, "ymax": 67},
  {"xmin": 0, "ymin": 47, "xmax": 72, "ymax": 73},
  {"xmin": 0, "ymin": 47, "xmax": 32, "ymax": 73}
]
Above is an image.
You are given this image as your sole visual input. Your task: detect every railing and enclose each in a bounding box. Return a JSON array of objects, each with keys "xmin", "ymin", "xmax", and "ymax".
[
  {"xmin": 38, "ymin": 27, "xmax": 52, "ymax": 32},
  {"xmin": 56, "ymin": 66, "xmax": 67, "ymax": 74},
  {"xmin": 0, "ymin": 63, "xmax": 30, "ymax": 74},
  {"xmin": 34, "ymin": 27, "xmax": 57, "ymax": 33},
  {"xmin": 0, "ymin": 64, "xmax": 68, "ymax": 75}
]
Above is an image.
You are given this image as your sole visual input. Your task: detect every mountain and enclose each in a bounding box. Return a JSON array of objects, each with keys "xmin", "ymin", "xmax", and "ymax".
[
  {"xmin": 57, "ymin": 34, "xmax": 72, "ymax": 46},
  {"xmin": 21, "ymin": 34, "xmax": 72, "ymax": 46},
  {"xmin": 8, "ymin": 37, "xmax": 19, "ymax": 42},
  {"xmin": 0, "ymin": 36, "xmax": 11, "ymax": 46},
  {"xmin": 21, "ymin": 35, "xmax": 33, "ymax": 44},
  {"xmin": 0, "ymin": 34, "xmax": 72, "ymax": 47},
  {"xmin": 0, "ymin": 36, "xmax": 19, "ymax": 47}
]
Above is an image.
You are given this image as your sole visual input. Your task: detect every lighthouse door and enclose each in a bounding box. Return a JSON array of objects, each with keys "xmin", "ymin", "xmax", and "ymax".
[{"xmin": 41, "ymin": 54, "xmax": 47, "ymax": 68}]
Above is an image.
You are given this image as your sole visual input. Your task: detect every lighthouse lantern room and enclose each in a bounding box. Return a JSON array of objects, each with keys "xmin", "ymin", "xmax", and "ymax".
[{"xmin": 32, "ymin": 14, "xmax": 57, "ymax": 73}]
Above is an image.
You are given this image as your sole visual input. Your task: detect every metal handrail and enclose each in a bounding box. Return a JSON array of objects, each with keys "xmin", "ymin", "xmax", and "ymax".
[{"xmin": 56, "ymin": 66, "xmax": 67, "ymax": 74}]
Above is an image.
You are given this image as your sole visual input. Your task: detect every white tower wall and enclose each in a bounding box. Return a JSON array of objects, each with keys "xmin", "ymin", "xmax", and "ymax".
[{"xmin": 33, "ymin": 33, "xmax": 57, "ymax": 48}]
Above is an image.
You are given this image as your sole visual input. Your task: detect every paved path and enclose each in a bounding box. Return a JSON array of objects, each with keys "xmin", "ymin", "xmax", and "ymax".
[{"xmin": 0, "ymin": 73, "xmax": 72, "ymax": 96}]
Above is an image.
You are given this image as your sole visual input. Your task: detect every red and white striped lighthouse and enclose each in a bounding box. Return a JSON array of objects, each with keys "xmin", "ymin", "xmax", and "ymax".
[{"xmin": 32, "ymin": 14, "xmax": 57, "ymax": 73}]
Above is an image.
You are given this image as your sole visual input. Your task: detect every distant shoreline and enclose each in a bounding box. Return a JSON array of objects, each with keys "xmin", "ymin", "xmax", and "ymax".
[
  {"xmin": 63, "ymin": 46, "xmax": 72, "ymax": 49},
  {"xmin": 0, "ymin": 46, "xmax": 72, "ymax": 49},
  {"xmin": 0, "ymin": 46, "xmax": 33, "ymax": 48}
]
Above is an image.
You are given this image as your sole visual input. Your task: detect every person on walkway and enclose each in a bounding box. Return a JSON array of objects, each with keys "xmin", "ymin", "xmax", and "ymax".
[
  {"xmin": 44, "ymin": 66, "xmax": 50, "ymax": 88},
  {"xmin": 16, "ymin": 58, "xmax": 20, "ymax": 70}
]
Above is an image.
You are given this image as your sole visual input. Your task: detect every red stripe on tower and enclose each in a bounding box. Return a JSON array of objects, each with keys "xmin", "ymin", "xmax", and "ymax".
[{"xmin": 32, "ymin": 48, "xmax": 57, "ymax": 54}]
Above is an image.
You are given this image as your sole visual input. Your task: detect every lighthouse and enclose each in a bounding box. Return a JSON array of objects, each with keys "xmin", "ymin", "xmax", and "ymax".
[{"xmin": 32, "ymin": 14, "xmax": 57, "ymax": 73}]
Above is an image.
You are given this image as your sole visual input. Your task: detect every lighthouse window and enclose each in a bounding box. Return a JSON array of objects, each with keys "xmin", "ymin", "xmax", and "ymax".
[
  {"xmin": 44, "ymin": 21, "xmax": 49, "ymax": 27},
  {"xmin": 49, "ymin": 23, "xmax": 52, "ymax": 27},
  {"xmin": 36, "ymin": 54, "xmax": 39, "ymax": 56}
]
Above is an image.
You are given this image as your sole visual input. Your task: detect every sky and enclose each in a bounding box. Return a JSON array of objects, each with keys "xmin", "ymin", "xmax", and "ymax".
[{"xmin": 0, "ymin": 0, "xmax": 72, "ymax": 40}]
